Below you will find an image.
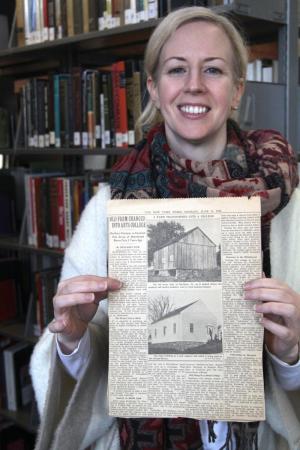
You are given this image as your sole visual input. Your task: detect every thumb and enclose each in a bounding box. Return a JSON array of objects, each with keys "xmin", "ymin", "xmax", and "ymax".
[{"xmin": 48, "ymin": 318, "xmax": 67, "ymax": 334}]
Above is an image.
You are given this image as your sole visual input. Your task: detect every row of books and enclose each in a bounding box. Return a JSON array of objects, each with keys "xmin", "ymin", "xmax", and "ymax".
[
  {"xmin": 15, "ymin": 1, "xmax": 232, "ymax": 46},
  {"xmin": 14, "ymin": 59, "xmax": 146, "ymax": 150},
  {"xmin": 247, "ymin": 59, "xmax": 279, "ymax": 83},
  {"xmin": 25, "ymin": 172, "xmax": 108, "ymax": 249}
]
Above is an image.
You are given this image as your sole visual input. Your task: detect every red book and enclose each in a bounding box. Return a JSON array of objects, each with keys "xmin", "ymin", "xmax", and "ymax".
[
  {"xmin": 0, "ymin": 280, "xmax": 17, "ymax": 321},
  {"xmin": 56, "ymin": 177, "xmax": 66, "ymax": 249},
  {"xmin": 111, "ymin": 61, "xmax": 128, "ymax": 148},
  {"xmin": 48, "ymin": 177, "xmax": 60, "ymax": 248}
]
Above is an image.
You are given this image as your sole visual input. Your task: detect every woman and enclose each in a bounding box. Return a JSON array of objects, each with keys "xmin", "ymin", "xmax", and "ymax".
[{"xmin": 30, "ymin": 6, "xmax": 300, "ymax": 450}]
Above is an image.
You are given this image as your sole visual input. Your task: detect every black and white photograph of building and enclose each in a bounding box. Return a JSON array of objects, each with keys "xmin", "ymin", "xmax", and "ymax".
[
  {"xmin": 148, "ymin": 218, "xmax": 221, "ymax": 282},
  {"xmin": 148, "ymin": 290, "xmax": 222, "ymax": 355}
]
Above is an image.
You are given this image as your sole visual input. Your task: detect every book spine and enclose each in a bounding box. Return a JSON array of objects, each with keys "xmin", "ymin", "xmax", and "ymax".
[
  {"xmin": 112, "ymin": 61, "xmax": 128, "ymax": 147},
  {"xmin": 24, "ymin": 175, "xmax": 33, "ymax": 245},
  {"xmin": 15, "ymin": 0, "xmax": 26, "ymax": 47},
  {"xmin": 3, "ymin": 350, "xmax": 17, "ymax": 411},
  {"xmin": 63, "ymin": 177, "xmax": 72, "ymax": 247},
  {"xmin": 66, "ymin": 0, "xmax": 75, "ymax": 36},
  {"xmin": 124, "ymin": 0, "xmax": 136, "ymax": 24},
  {"xmin": 57, "ymin": 177, "xmax": 66, "ymax": 249},
  {"xmin": 37, "ymin": 79, "xmax": 46, "ymax": 148},
  {"xmin": 43, "ymin": 0, "xmax": 49, "ymax": 40},
  {"xmin": 82, "ymin": 0, "xmax": 89, "ymax": 33},
  {"xmin": 133, "ymin": 68, "xmax": 142, "ymax": 142},
  {"xmin": 147, "ymin": 0, "xmax": 157, "ymax": 19},
  {"xmin": 49, "ymin": 177, "xmax": 60, "ymax": 248},
  {"xmin": 48, "ymin": 0, "xmax": 56, "ymax": 40},
  {"xmin": 71, "ymin": 68, "xmax": 82, "ymax": 146},
  {"xmin": 86, "ymin": 73, "xmax": 95, "ymax": 149},
  {"xmin": 30, "ymin": 175, "xmax": 38, "ymax": 247},
  {"xmin": 61, "ymin": 0, "xmax": 68, "ymax": 37},
  {"xmin": 100, "ymin": 71, "xmax": 112, "ymax": 147},
  {"xmin": 89, "ymin": 0, "xmax": 99, "ymax": 31},
  {"xmin": 31, "ymin": 78, "xmax": 39, "ymax": 147},
  {"xmin": 55, "ymin": 0, "xmax": 62, "ymax": 38},
  {"xmin": 73, "ymin": 0, "xmax": 83, "ymax": 34},
  {"xmin": 125, "ymin": 60, "xmax": 135, "ymax": 146},
  {"xmin": 54, "ymin": 75, "xmax": 61, "ymax": 147},
  {"xmin": 44, "ymin": 80, "xmax": 50, "ymax": 147}
]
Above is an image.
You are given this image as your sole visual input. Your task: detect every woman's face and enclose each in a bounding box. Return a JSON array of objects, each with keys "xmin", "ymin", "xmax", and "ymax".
[{"xmin": 147, "ymin": 21, "xmax": 244, "ymax": 157}]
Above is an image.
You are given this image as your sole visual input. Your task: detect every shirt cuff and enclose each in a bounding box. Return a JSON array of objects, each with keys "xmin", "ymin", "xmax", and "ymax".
[
  {"xmin": 266, "ymin": 345, "xmax": 300, "ymax": 390},
  {"xmin": 56, "ymin": 328, "xmax": 91, "ymax": 380}
]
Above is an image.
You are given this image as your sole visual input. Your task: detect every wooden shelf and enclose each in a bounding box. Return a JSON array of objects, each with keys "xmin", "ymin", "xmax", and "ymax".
[
  {"xmin": 0, "ymin": 237, "xmax": 64, "ymax": 257},
  {"xmin": 0, "ymin": 20, "xmax": 158, "ymax": 70},
  {"xmin": 0, "ymin": 147, "xmax": 132, "ymax": 156},
  {"xmin": 0, "ymin": 406, "xmax": 37, "ymax": 434},
  {"xmin": 0, "ymin": 322, "xmax": 37, "ymax": 345}
]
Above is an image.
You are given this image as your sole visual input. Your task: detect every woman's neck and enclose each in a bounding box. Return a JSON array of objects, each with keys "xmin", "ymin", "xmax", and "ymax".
[{"xmin": 165, "ymin": 128, "xmax": 227, "ymax": 163}]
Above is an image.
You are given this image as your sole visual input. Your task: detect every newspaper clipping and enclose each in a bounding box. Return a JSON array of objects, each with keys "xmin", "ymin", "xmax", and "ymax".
[{"xmin": 107, "ymin": 196, "xmax": 265, "ymax": 421}]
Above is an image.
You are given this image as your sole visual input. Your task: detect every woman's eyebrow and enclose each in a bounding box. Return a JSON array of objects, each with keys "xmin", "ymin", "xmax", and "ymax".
[{"xmin": 162, "ymin": 56, "xmax": 227, "ymax": 64}]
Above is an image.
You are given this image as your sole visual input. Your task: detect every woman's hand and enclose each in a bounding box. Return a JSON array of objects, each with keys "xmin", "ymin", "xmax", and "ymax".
[
  {"xmin": 244, "ymin": 277, "xmax": 300, "ymax": 364},
  {"xmin": 48, "ymin": 275, "xmax": 122, "ymax": 353}
]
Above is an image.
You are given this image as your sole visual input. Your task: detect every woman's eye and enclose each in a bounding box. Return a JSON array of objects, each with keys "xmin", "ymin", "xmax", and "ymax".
[
  {"xmin": 167, "ymin": 67, "xmax": 186, "ymax": 75},
  {"xmin": 205, "ymin": 67, "xmax": 223, "ymax": 75}
]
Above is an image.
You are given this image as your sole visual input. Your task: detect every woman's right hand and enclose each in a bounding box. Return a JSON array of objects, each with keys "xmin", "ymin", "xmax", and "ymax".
[{"xmin": 48, "ymin": 275, "xmax": 122, "ymax": 353}]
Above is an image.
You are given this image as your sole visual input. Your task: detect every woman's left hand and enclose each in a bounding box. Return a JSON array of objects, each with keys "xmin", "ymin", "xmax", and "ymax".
[{"xmin": 244, "ymin": 277, "xmax": 300, "ymax": 364}]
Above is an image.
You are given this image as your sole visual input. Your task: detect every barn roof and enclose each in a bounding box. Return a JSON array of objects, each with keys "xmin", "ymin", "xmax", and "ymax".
[
  {"xmin": 154, "ymin": 226, "xmax": 215, "ymax": 252},
  {"xmin": 151, "ymin": 300, "xmax": 198, "ymax": 324}
]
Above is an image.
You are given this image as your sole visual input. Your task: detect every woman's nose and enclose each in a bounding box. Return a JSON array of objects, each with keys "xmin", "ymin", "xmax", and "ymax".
[{"xmin": 184, "ymin": 71, "xmax": 206, "ymax": 93}]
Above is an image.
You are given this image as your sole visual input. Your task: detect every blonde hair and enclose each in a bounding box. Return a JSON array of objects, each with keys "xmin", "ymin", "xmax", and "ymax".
[{"xmin": 138, "ymin": 6, "xmax": 248, "ymax": 132}]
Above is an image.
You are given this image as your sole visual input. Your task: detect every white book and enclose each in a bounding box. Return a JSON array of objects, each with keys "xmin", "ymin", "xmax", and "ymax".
[
  {"xmin": 3, "ymin": 342, "xmax": 31, "ymax": 411},
  {"xmin": 148, "ymin": 0, "xmax": 158, "ymax": 19},
  {"xmin": 246, "ymin": 62, "xmax": 255, "ymax": 81},
  {"xmin": 255, "ymin": 59, "xmax": 262, "ymax": 82},
  {"xmin": 262, "ymin": 65, "xmax": 273, "ymax": 83}
]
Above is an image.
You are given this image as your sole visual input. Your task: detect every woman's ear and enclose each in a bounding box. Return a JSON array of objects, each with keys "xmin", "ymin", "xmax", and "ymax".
[
  {"xmin": 231, "ymin": 78, "xmax": 245, "ymax": 111},
  {"xmin": 147, "ymin": 76, "xmax": 160, "ymax": 109}
]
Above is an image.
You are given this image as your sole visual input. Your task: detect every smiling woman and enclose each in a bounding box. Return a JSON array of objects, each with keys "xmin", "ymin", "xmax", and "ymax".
[
  {"xmin": 30, "ymin": 6, "xmax": 300, "ymax": 450},
  {"xmin": 146, "ymin": 21, "xmax": 244, "ymax": 160}
]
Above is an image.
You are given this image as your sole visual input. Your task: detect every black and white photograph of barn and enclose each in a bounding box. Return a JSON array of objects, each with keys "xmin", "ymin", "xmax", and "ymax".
[
  {"xmin": 148, "ymin": 289, "xmax": 222, "ymax": 354},
  {"xmin": 148, "ymin": 218, "xmax": 221, "ymax": 282}
]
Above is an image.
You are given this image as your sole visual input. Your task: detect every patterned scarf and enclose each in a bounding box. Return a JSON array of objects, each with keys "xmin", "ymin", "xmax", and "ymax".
[{"xmin": 110, "ymin": 120, "xmax": 299, "ymax": 450}]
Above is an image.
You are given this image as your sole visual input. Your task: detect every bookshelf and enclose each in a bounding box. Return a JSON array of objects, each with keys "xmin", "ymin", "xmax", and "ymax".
[{"xmin": 0, "ymin": 0, "xmax": 299, "ymax": 447}]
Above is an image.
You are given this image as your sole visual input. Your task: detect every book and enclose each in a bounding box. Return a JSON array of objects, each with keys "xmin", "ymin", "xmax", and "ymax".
[
  {"xmin": 0, "ymin": 171, "xmax": 17, "ymax": 236},
  {"xmin": 0, "ymin": 337, "xmax": 14, "ymax": 409},
  {"xmin": 73, "ymin": 0, "xmax": 83, "ymax": 34},
  {"xmin": 34, "ymin": 267, "xmax": 60, "ymax": 335},
  {"xmin": 125, "ymin": 59, "xmax": 136, "ymax": 145},
  {"xmin": 66, "ymin": 0, "xmax": 75, "ymax": 36},
  {"xmin": 3, "ymin": 342, "xmax": 33, "ymax": 411},
  {"xmin": 111, "ymin": 61, "xmax": 128, "ymax": 147},
  {"xmin": 0, "ymin": 107, "xmax": 10, "ymax": 148},
  {"xmin": 48, "ymin": 0, "xmax": 56, "ymax": 40},
  {"xmin": 82, "ymin": 0, "xmax": 89, "ymax": 33},
  {"xmin": 0, "ymin": 259, "xmax": 19, "ymax": 322},
  {"xmin": 15, "ymin": 0, "xmax": 26, "ymax": 47},
  {"xmin": 88, "ymin": 0, "xmax": 99, "ymax": 31}
]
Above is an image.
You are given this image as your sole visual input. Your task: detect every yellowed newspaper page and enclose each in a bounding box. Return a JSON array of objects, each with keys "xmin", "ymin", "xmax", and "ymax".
[{"xmin": 107, "ymin": 196, "xmax": 265, "ymax": 421}]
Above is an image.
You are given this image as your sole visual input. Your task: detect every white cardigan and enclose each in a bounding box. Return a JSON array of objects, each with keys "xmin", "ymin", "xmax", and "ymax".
[{"xmin": 30, "ymin": 186, "xmax": 300, "ymax": 450}]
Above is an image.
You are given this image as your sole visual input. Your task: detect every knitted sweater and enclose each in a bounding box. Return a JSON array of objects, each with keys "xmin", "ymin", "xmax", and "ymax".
[{"xmin": 30, "ymin": 186, "xmax": 300, "ymax": 450}]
